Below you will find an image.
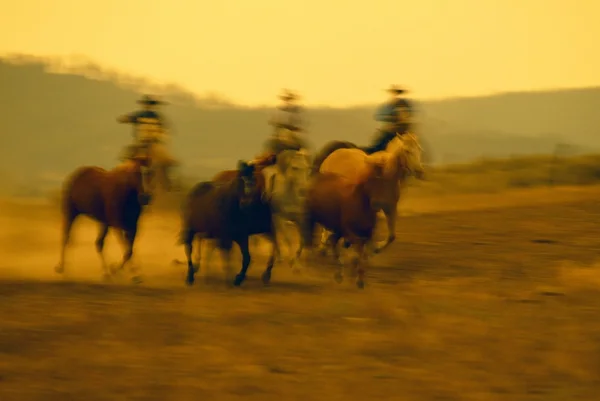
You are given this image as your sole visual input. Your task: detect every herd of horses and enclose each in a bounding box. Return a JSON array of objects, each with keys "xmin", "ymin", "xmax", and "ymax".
[{"xmin": 53, "ymin": 133, "xmax": 425, "ymax": 289}]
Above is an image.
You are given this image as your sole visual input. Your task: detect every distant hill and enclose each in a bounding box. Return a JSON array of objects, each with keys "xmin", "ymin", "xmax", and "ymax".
[{"xmin": 1, "ymin": 54, "xmax": 599, "ymax": 194}]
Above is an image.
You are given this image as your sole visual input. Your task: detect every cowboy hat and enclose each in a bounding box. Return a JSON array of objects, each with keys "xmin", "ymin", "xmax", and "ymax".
[
  {"xmin": 278, "ymin": 89, "xmax": 298, "ymax": 100},
  {"xmin": 386, "ymin": 85, "xmax": 406, "ymax": 94},
  {"xmin": 137, "ymin": 94, "xmax": 168, "ymax": 105}
]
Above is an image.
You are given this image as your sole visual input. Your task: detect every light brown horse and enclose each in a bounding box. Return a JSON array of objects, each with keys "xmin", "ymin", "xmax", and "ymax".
[
  {"xmin": 303, "ymin": 158, "xmax": 389, "ymax": 288},
  {"xmin": 54, "ymin": 154, "xmax": 156, "ymax": 283},
  {"xmin": 315, "ymin": 133, "xmax": 425, "ymax": 254}
]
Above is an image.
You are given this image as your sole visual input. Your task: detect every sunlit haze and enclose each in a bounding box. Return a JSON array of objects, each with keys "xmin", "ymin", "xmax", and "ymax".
[{"xmin": 1, "ymin": 0, "xmax": 598, "ymax": 106}]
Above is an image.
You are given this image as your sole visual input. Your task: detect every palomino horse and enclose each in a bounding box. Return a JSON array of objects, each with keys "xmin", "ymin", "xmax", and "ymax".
[
  {"xmin": 179, "ymin": 160, "xmax": 275, "ymax": 286},
  {"xmin": 54, "ymin": 154, "xmax": 157, "ymax": 283},
  {"xmin": 303, "ymin": 157, "xmax": 389, "ymax": 289},
  {"xmin": 179, "ymin": 153, "xmax": 280, "ymax": 286},
  {"xmin": 314, "ymin": 132, "xmax": 425, "ymax": 254},
  {"xmin": 262, "ymin": 148, "xmax": 311, "ymax": 269}
]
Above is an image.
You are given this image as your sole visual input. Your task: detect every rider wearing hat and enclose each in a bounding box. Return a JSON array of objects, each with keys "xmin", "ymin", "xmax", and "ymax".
[
  {"xmin": 364, "ymin": 85, "xmax": 414, "ymax": 154},
  {"xmin": 117, "ymin": 95, "xmax": 179, "ymax": 191},
  {"xmin": 117, "ymin": 94, "xmax": 169, "ymax": 143},
  {"xmin": 266, "ymin": 89, "xmax": 306, "ymax": 153}
]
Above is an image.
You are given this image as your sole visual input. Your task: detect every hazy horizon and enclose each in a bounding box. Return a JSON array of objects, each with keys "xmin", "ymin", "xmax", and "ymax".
[
  {"xmin": 5, "ymin": 52, "xmax": 600, "ymax": 109},
  {"xmin": 1, "ymin": 0, "xmax": 597, "ymax": 107}
]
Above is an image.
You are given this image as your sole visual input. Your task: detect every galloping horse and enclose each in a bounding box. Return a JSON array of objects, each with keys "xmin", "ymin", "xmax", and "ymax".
[
  {"xmin": 313, "ymin": 132, "xmax": 425, "ymax": 254},
  {"xmin": 262, "ymin": 148, "xmax": 311, "ymax": 269},
  {"xmin": 180, "ymin": 153, "xmax": 280, "ymax": 286},
  {"xmin": 180, "ymin": 160, "xmax": 275, "ymax": 286},
  {"xmin": 54, "ymin": 154, "xmax": 156, "ymax": 283},
  {"xmin": 304, "ymin": 157, "xmax": 389, "ymax": 288}
]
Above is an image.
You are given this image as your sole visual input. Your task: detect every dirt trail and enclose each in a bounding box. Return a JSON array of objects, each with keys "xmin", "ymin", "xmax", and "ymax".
[{"xmin": 1, "ymin": 187, "xmax": 600, "ymax": 400}]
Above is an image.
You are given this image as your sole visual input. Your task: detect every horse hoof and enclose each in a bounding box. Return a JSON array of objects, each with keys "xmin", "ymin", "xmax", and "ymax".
[
  {"xmin": 102, "ymin": 273, "xmax": 112, "ymax": 282},
  {"xmin": 261, "ymin": 271, "xmax": 272, "ymax": 285},
  {"xmin": 233, "ymin": 274, "xmax": 245, "ymax": 287},
  {"xmin": 318, "ymin": 248, "xmax": 328, "ymax": 257},
  {"xmin": 192, "ymin": 264, "xmax": 200, "ymax": 273},
  {"xmin": 356, "ymin": 280, "xmax": 365, "ymax": 289},
  {"xmin": 333, "ymin": 272, "xmax": 343, "ymax": 284},
  {"xmin": 186, "ymin": 276, "xmax": 195, "ymax": 286},
  {"xmin": 110, "ymin": 264, "xmax": 122, "ymax": 275},
  {"xmin": 131, "ymin": 275, "xmax": 143, "ymax": 285},
  {"xmin": 54, "ymin": 265, "xmax": 64, "ymax": 274}
]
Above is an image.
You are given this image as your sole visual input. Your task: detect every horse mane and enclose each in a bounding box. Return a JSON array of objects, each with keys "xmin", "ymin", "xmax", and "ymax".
[
  {"xmin": 368, "ymin": 134, "xmax": 421, "ymax": 179},
  {"xmin": 312, "ymin": 140, "xmax": 358, "ymax": 175}
]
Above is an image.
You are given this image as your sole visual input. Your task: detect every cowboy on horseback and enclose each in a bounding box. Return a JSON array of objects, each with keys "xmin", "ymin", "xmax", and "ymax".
[
  {"xmin": 117, "ymin": 94, "xmax": 178, "ymax": 191},
  {"xmin": 266, "ymin": 89, "xmax": 307, "ymax": 154},
  {"xmin": 364, "ymin": 85, "xmax": 414, "ymax": 154},
  {"xmin": 117, "ymin": 94, "xmax": 169, "ymax": 152}
]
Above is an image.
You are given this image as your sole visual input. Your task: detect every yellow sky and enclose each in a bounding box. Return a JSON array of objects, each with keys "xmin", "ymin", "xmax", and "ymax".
[{"xmin": 0, "ymin": 0, "xmax": 597, "ymax": 106}]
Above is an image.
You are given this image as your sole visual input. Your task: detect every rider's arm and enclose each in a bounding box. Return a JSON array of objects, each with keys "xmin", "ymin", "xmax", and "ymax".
[{"xmin": 117, "ymin": 112, "xmax": 137, "ymax": 124}]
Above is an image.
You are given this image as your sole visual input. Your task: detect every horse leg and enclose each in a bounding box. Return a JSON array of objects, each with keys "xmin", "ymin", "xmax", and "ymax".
[
  {"xmin": 219, "ymin": 243, "xmax": 234, "ymax": 285},
  {"xmin": 95, "ymin": 224, "xmax": 111, "ymax": 280},
  {"xmin": 182, "ymin": 228, "xmax": 196, "ymax": 285},
  {"xmin": 114, "ymin": 228, "xmax": 142, "ymax": 284},
  {"xmin": 279, "ymin": 216, "xmax": 296, "ymax": 266},
  {"xmin": 330, "ymin": 232, "xmax": 345, "ymax": 284},
  {"xmin": 317, "ymin": 228, "xmax": 330, "ymax": 256},
  {"xmin": 271, "ymin": 214, "xmax": 286, "ymax": 263},
  {"xmin": 204, "ymin": 238, "xmax": 219, "ymax": 277},
  {"xmin": 301, "ymin": 213, "xmax": 318, "ymax": 268},
  {"xmin": 193, "ymin": 237, "xmax": 202, "ymax": 273},
  {"xmin": 55, "ymin": 207, "xmax": 78, "ymax": 274},
  {"xmin": 289, "ymin": 214, "xmax": 305, "ymax": 273},
  {"xmin": 261, "ymin": 231, "xmax": 280, "ymax": 285},
  {"xmin": 232, "ymin": 236, "xmax": 251, "ymax": 286},
  {"xmin": 354, "ymin": 241, "xmax": 368, "ymax": 289},
  {"xmin": 374, "ymin": 206, "xmax": 397, "ymax": 254}
]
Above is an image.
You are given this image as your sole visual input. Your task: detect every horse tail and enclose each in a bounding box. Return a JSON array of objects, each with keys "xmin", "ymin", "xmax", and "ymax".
[{"xmin": 311, "ymin": 140, "xmax": 358, "ymax": 175}]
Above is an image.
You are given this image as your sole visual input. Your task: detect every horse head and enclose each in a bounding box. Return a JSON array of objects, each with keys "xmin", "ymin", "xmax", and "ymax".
[
  {"xmin": 236, "ymin": 160, "xmax": 262, "ymax": 208},
  {"xmin": 388, "ymin": 133, "xmax": 425, "ymax": 180}
]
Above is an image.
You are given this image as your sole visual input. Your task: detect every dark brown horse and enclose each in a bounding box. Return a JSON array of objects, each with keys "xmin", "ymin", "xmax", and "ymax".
[
  {"xmin": 54, "ymin": 154, "xmax": 156, "ymax": 283},
  {"xmin": 303, "ymin": 157, "xmax": 388, "ymax": 289},
  {"xmin": 180, "ymin": 156, "xmax": 279, "ymax": 286}
]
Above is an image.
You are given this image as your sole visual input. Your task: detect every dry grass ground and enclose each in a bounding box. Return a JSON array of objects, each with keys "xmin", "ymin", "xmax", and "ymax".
[{"xmin": 1, "ymin": 183, "xmax": 600, "ymax": 400}]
